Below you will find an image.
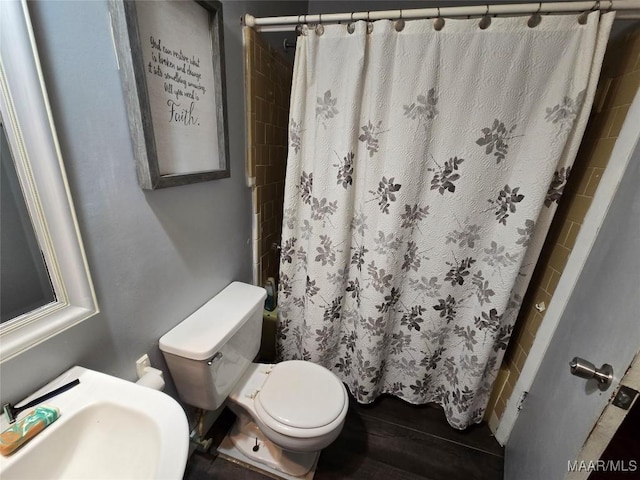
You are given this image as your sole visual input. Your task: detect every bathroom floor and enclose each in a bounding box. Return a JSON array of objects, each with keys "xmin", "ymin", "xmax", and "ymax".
[{"xmin": 184, "ymin": 395, "xmax": 504, "ymax": 480}]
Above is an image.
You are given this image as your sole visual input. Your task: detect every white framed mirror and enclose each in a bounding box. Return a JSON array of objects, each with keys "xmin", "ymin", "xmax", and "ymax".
[{"xmin": 0, "ymin": 0, "xmax": 98, "ymax": 362}]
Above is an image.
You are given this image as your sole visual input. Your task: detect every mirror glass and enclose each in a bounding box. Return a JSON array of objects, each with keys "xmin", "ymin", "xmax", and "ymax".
[{"xmin": 1, "ymin": 118, "xmax": 56, "ymax": 323}]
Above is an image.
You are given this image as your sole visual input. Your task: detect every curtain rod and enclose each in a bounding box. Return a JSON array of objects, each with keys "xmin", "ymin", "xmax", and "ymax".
[{"xmin": 244, "ymin": 0, "xmax": 640, "ymax": 32}]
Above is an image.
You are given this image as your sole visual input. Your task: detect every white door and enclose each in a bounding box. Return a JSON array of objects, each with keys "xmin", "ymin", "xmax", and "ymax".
[{"xmin": 504, "ymin": 100, "xmax": 640, "ymax": 480}]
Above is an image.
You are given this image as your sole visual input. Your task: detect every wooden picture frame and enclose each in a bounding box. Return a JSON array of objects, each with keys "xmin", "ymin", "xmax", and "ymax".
[{"xmin": 109, "ymin": 0, "xmax": 229, "ymax": 190}]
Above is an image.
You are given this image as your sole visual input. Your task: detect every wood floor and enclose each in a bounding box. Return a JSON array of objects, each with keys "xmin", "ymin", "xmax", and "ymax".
[{"xmin": 184, "ymin": 395, "xmax": 504, "ymax": 480}]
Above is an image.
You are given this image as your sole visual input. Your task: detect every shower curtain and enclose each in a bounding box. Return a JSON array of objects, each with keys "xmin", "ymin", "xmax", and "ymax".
[{"xmin": 277, "ymin": 12, "xmax": 614, "ymax": 429}]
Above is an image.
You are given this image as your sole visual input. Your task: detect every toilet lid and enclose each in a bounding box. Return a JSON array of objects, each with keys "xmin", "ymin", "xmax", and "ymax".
[{"xmin": 256, "ymin": 361, "xmax": 346, "ymax": 429}]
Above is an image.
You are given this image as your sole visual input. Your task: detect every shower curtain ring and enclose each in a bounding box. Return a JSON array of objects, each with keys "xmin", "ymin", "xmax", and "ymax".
[
  {"xmin": 347, "ymin": 12, "xmax": 355, "ymax": 34},
  {"xmin": 528, "ymin": 2, "xmax": 543, "ymax": 27},
  {"xmin": 296, "ymin": 15, "xmax": 306, "ymax": 35},
  {"xmin": 366, "ymin": 11, "xmax": 374, "ymax": 33},
  {"xmin": 578, "ymin": 0, "xmax": 599, "ymax": 23},
  {"xmin": 607, "ymin": 0, "xmax": 613, "ymax": 11},
  {"xmin": 479, "ymin": 4, "xmax": 492, "ymax": 29},
  {"xmin": 578, "ymin": 5, "xmax": 590, "ymax": 23},
  {"xmin": 316, "ymin": 14, "xmax": 324, "ymax": 35},
  {"xmin": 395, "ymin": 9, "xmax": 405, "ymax": 31},
  {"xmin": 433, "ymin": 7, "xmax": 445, "ymax": 30}
]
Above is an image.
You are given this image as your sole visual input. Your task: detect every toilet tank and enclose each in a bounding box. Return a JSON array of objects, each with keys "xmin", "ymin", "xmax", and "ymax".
[{"xmin": 159, "ymin": 282, "xmax": 267, "ymax": 410}]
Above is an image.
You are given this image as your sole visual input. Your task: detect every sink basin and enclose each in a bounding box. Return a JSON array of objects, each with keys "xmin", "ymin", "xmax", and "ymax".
[{"xmin": 0, "ymin": 366, "xmax": 189, "ymax": 479}]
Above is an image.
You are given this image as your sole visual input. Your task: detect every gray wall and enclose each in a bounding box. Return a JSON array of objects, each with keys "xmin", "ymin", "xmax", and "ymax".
[{"xmin": 0, "ymin": 0, "xmax": 305, "ymax": 405}]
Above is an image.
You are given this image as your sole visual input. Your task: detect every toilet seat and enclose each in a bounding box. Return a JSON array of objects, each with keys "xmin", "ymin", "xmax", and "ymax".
[{"xmin": 254, "ymin": 361, "xmax": 348, "ymax": 438}]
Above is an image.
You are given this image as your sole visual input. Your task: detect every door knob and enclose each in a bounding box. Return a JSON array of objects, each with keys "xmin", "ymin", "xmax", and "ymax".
[{"xmin": 569, "ymin": 357, "xmax": 613, "ymax": 391}]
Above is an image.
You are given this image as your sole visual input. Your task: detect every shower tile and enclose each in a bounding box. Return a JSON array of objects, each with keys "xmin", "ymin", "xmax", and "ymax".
[
  {"xmin": 588, "ymin": 138, "xmax": 616, "ymax": 168},
  {"xmin": 511, "ymin": 346, "xmax": 526, "ymax": 374},
  {"xmin": 539, "ymin": 267, "xmax": 554, "ymax": 294},
  {"xmin": 546, "ymin": 268, "xmax": 562, "ymax": 295},
  {"xmin": 493, "ymin": 397, "xmax": 507, "ymax": 419},
  {"xmin": 518, "ymin": 329, "xmax": 536, "ymax": 356},
  {"xmin": 527, "ymin": 312, "xmax": 544, "ymax": 337},
  {"xmin": 608, "ymin": 105, "xmax": 631, "ymax": 139},
  {"xmin": 592, "ymin": 104, "xmax": 617, "ymax": 139},
  {"xmin": 562, "ymin": 221, "xmax": 581, "ymax": 250},
  {"xmin": 612, "ymin": 70, "xmax": 640, "ymax": 107},
  {"xmin": 556, "ymin": 221, "xmax": 573, "ymax": 248},
  {"xmin": 547, "ymin": 243, "xmax": 571, "ymax": 272}
]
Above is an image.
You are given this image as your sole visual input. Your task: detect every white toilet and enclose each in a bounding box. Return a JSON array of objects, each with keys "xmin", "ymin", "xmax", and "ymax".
[{"xmin": 159, "ymin": 281, "xmax": 348, "ymax": 477}]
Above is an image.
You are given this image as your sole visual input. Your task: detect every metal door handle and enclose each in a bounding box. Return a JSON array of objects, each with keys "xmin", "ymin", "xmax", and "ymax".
[{"xmin": 569, "ymin": 357, "xmax": 613, "ymax": 391}]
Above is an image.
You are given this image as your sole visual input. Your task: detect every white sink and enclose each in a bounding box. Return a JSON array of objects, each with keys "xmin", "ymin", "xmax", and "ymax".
[{"xmin": 0, "ymin": 366, "xmax": 189, "ymax": 479}]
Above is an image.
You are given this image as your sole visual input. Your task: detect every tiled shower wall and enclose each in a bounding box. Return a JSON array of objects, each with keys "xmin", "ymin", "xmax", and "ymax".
[
  {"xmin": 244, "ymin": 27, "xmax": 293, "ymax": 286},
  {"xmin": 486, "ymin": 26, "xmax": 640, "ymax": 429}
]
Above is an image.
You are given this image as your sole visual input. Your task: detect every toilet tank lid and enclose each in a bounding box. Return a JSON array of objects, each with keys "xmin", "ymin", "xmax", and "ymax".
[{"xmin": 159, "ymin": 282, "xmax": 267, "ymax": 361}]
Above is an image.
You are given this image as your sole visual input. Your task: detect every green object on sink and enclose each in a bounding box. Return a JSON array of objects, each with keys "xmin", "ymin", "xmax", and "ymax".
[{"xmin": 0, "ymin": 406, "xmax": 60, "ymax": 456}]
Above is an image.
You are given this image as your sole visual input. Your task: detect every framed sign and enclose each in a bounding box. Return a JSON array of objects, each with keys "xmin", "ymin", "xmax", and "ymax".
[{"xmin": 109, "ymin": 0, "xmax": 229, "ymax": 189}]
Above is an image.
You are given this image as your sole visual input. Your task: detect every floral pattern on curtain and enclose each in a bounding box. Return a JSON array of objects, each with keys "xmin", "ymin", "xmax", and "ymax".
[{"xmin": 277, "ymin": 13, "xmax": 613, "ymax": 429}]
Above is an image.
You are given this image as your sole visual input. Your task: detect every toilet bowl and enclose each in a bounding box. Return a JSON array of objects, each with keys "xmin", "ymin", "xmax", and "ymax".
[
  {"xmin": 159, "ymin": 282, "xmax": 348, "ymax": 477},
  {"xmin": 224, "ymin": 361, "xmax": 348, "ymax": 476},
  {"xmin": 229, "ymin": 361, "xmax": 348, "ymax": 452}
]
